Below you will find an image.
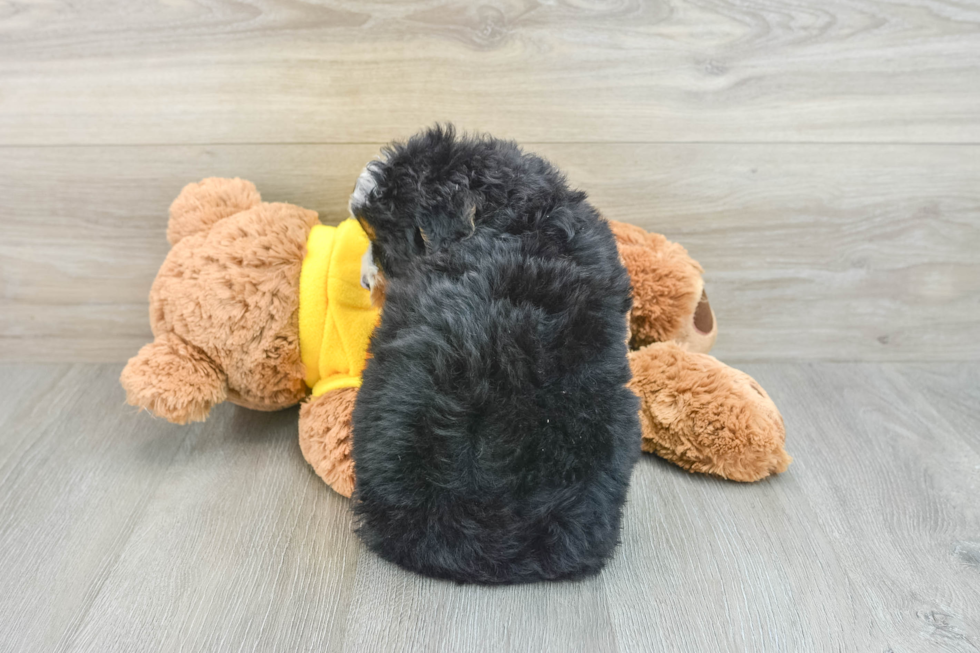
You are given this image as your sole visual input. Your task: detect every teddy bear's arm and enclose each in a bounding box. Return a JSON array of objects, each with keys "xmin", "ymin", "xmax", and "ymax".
[
  {"xmin": 298, "ymin": 387, "xmax": 358, "ymax": 497},
  {"xmin": 120, "ymin": 332, "xmax": 228, "ymax": 425},
  {"xmin": 628, "ymin": 341, "xmax": 791, "ymax": 482}
]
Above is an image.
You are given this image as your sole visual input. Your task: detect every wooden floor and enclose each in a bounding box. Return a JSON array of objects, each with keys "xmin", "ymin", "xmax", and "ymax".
[{"xmin": 1, "ymin": 361, "xmax": 978, "ymax": 652}]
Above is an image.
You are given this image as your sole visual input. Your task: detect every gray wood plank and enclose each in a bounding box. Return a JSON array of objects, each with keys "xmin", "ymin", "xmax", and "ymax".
[
  {"xmin": 603, "ymin": 395, "xmax": 867, "ymax": 650},
  {"xmin": 1, "ymin": 0, "xmax": 979, "ymax": 145},
  {"xmin": 61, "ymin": 409, "xmax": 360, "ymax": 653},
  {"xmin": 2, "ymin": 144, "xmax": 977, "ymax": 363},
  {"xmin": 886, "ymin": 363, "xmax": 980, "ymax": 456},
  {"xmin": 0, "ymin": 364, "xmax": 201, "ymax": 652},
  {"xmin": 2, "ymin": 363, "xmax": 979, "ymax": 652},
  {"xmin": 603, "ymin": 362, "xmax": 980, "ymax": 651},
  {"xmin": 341, "ymin": 554, "xmax": 617, "ymax": 653},
  {"xmin": 762, "ymin": 363, "xmax": 980, "ymax": 651}
]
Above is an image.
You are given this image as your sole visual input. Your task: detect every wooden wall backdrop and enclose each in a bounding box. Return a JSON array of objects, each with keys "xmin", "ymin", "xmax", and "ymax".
[{"xmin": 1, "ymin": 0, "xmax": 978, "ymax": 362}]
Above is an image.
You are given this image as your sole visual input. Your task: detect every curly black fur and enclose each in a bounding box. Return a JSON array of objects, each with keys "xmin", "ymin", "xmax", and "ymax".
[{"xmin": 350, "ymin": 125, "xmax": 641, "ymax": 584}]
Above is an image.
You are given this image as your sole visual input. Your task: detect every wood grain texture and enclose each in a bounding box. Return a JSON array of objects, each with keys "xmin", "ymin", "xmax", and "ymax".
[
  {"xmin": 0, "ymin": 0, "xmax": 979, "ymax": 145},
  {"xmin": 0, "ymin": 364, "xmax": 361, "ymax": 653},
  {"xmin": 888, "ymin": 363, "xmax": 980, "ymax": 456},
  {"xmin": 2, "ymin": 143, "xmax": 977, "ymax": 362},
  {"xmin": 603, "ymin": 361, "xmax": 980, "ymax": 651},
  {"xmin": 1, "ymin": 363, "xmax": 978, "ymax": 652}
]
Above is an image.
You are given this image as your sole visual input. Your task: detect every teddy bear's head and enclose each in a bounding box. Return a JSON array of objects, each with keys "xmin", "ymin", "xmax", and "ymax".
[
  {"xmin": 608, "ymin": 220, "xmax": 717, "ymax": 353},
  {"xmin": 121, "ymin": 178, "xmax": 317, "ymax": 424}
]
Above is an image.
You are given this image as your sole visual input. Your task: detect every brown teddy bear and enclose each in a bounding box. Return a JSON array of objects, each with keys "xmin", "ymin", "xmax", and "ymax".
[
  {"xmin": 121, "ymin": 178, "xmax": 790, "ymax": 498},
  {"xmin": 611, "ymin": 220, "xmax": 791, "ymax": 481}
]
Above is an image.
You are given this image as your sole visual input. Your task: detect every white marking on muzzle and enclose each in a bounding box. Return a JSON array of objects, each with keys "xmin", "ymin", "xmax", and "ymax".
[
  {"xmin": 360, "ymin": 241, "xmax": 378, "ymax": 290},
  {"xmin": 349, "ymin": 162, "xmax": 380, "ymax": 216}
]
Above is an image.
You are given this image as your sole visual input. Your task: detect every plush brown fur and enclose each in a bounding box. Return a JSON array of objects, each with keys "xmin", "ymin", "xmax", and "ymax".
[
  {"xmin": 609, "ymin": 220, "xmax": 712, "ymax": 350},
  {"xmin": 298, "ymin": 387, "xmax": 359, "ymax": 497},
  {"xmin": 167, "ymin": 177, "xmax": 262, "ymax": 246},
  {"xmin": 121, "ymin": 332, "xmax": 227, "ymax": 424},
  {"xmin": 121, "ymin": 178, "xmax": 312, "ymax": 423},
  {"xmin": 629, "ymin": 342, "xmax": 791, "ymax": 481},
  {"xmin": 609, "ymin": 219, "xmax": 789, "ymax": 482},
  {"xmin": 123, "ymin": 177, "xmax": 790, "ymax": 495}
]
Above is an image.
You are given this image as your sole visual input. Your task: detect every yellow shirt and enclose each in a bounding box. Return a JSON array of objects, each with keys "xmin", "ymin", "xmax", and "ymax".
[{"xmin": 298, "ymin": 219, "xmax": 379, "ymax": 397}]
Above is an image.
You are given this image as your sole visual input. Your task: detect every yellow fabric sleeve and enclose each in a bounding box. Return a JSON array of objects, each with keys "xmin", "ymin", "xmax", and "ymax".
[
  {"xmin": 299, "ymin": 219, "xmax": 380, "ymax": 397},
  {"xmin": 299, "ymin": 225, "xmax": 335, "ymax": 390}
]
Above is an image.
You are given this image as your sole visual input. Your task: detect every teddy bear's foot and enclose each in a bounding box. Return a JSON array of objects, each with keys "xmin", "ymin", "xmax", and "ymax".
[
  {"xmin": 628, "ymin": 342, "xmax": 791, "ymax": 482},
  {"xmin": 298, "ymin": 387, "xmax": 358, "ymax": 497},
  {"xmin": 120, "ymin": 333, "xmax": 228, "ymax": 425}
]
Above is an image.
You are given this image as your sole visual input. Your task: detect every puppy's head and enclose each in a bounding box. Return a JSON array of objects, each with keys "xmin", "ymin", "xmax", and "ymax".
[{"xmin": 351, "ymin": 125, "xmax": 477, "ymax": 289}]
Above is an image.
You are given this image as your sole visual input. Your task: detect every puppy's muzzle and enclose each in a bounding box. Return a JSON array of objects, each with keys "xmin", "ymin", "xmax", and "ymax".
[{"xmin": 361, "ymin": 241, "xmax": 378, "ymax": 290}]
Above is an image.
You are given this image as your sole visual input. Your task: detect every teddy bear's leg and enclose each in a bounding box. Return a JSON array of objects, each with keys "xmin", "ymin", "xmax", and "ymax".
[
  {"xmin": 120, "ymin": 333, "xmax": 228, "ymax": 425},
  {"xmin": 628, "ymin": 341, "xmax": 791, "ymax": 482},
  {"xmin": 607, "ymin": 220, "xmax": 717, "ymax": 353},
  {"xmin": 298, "ymin": 387, "xmax": 358, "ymax": 497},
  {"xmin": 166, "ymin": 177, "xmax": 261, "ymax": 246}
]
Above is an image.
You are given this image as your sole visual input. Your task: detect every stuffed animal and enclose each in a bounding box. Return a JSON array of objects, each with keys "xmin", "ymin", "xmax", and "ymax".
[
  {"xmin": 119, "ymin": 177, "xmax": 377, "ymax": 499},
  {"xmin": 121, "ymin": 177, "xmax": 789, "ymax": 497},
  {"xmin": 610, "ymin": 220, "xmax": 791, "ymax": 481}
]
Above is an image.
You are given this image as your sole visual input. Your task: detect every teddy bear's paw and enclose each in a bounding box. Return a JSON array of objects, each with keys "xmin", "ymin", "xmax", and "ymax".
[
  {"xmin": 167, "ymin": 177, "xmax": 261, "ymax": 246},
  {"xmin": 298, "ymin": 387, "xmax": 358, "ymax": 498},
  {"xmin": 629, "ymin": 342, "xmax": 791, "ymax": 482},
  {"xmin": 120, "ymin": 334, "xmax": 227, "ymax": 425}
]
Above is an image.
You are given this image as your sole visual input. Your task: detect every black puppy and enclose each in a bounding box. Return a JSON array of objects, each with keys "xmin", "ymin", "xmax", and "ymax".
[{"xmin": 350, "ymin": 125, "xmax": 640, "ymax": 584}]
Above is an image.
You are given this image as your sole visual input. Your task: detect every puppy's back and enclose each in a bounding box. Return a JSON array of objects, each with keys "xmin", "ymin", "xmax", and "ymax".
[{"xmin": 351, "ymin": 128, "xmax": 641, "ymax": 583}]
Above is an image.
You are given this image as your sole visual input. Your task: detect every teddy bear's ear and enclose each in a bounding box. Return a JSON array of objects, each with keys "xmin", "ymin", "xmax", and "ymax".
[{"xmin": 167, "ymin": 177, "xmax": 261, "ymax": 246}]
